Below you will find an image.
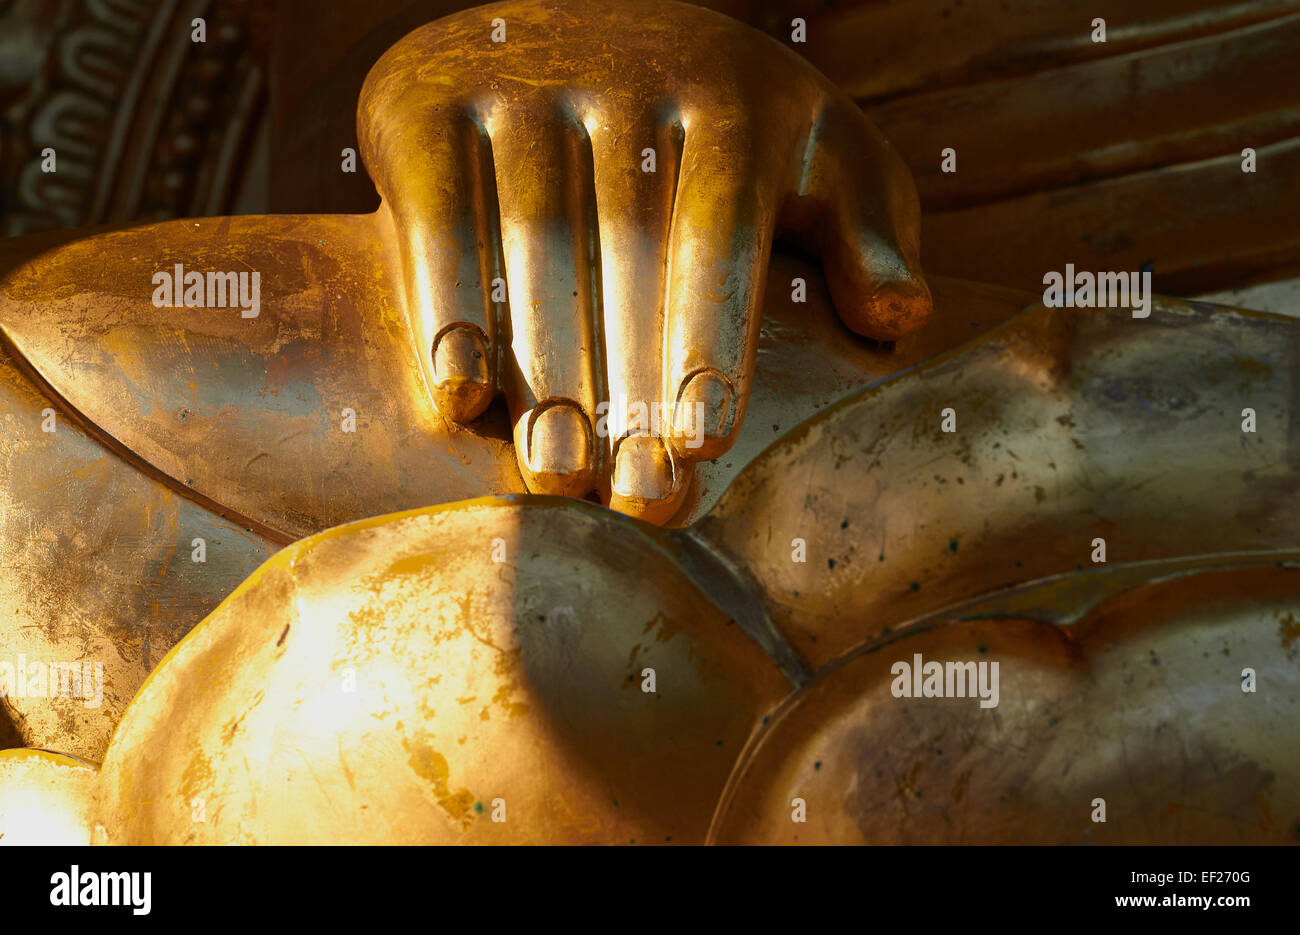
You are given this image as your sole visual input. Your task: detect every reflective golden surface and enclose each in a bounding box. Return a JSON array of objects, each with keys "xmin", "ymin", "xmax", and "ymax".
[
  {"xmin": 6, "ymin": 290, "xmax": 1297, "ymax": 843},
  {"xmin": 358, "ymin": 0, "xmax": 931, "ymax": 520},
  {"xmin": 0, "ymin": 0, "xmax": 1296, "ymax": 845},
  {"xmin": 93, "ymin": 499, "xmax": 791, "ymax": 844},
  {"xmin": 0, "ymin": 749, "xmax": 95, "ymax": 845},
  {"xmin": 711, "ymin": 560, "xmax": 1300, "ymax": 844},
  {"xmin": 697, "ymin": 297, "xmax": 1300, "ymax": 668},
  {"xmin": 0, "ymin": 233, "xmax": 1004, "ymax": 762}
]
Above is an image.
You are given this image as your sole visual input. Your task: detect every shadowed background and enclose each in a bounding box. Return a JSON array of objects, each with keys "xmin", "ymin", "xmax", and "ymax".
[{"xmin": 3, "ymin": 0, "xmax": 1295, "ymax": 308}]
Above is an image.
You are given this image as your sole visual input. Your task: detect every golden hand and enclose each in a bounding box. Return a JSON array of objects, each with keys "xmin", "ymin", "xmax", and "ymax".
[{"xmin": 359, "ymin": 0, "xmax": 932, "ymax": 521}]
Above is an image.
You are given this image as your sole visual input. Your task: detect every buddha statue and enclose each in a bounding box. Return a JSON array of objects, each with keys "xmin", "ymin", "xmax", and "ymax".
[{"xmin": 0, "ymin": 0, "xmax": 1296, "ymax": 844}]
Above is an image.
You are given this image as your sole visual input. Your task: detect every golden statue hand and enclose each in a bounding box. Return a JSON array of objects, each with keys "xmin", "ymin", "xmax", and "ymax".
[{"xmin": 359, "ymin": 0, "xmax": 932, "ymax": 522}]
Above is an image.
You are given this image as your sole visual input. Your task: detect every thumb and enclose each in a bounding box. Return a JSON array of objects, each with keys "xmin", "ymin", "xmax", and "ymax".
[{"xmin": 793, "ymin": 100, "xmax": 933, "ymax": 341}]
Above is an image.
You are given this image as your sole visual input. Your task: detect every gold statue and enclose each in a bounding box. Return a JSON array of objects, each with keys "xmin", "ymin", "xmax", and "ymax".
[{"xmin": 1, "ymin": 0, "xmax": 1296, "ymax": 844}]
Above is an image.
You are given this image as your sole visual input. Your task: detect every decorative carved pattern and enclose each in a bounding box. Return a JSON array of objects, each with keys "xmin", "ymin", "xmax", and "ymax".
[{"xmin": 0, "ymin": 0, "xmax": 265, "ymax": 236}]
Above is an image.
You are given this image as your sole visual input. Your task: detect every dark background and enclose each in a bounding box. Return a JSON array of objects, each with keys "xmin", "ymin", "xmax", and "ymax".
[{"xmin": 2, "ymin": 0, "xmax": 1298, "ymax": 301}]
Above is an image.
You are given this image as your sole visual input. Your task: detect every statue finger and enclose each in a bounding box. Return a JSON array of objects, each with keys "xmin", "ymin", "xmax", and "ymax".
[
  {"xmin": 365, "ymin": 107, "xmax": 502, "ymax": 422},
  {"xmin": 664, "ymin": 118, "xmax": 784, "ymax": 464},
  {"xmin": 589, "ymin": 107, "xmax": 691, "ymax": 522},
  {"xmin": 491, "ymin": 102, "xmax": 602, "ymax": 498}
]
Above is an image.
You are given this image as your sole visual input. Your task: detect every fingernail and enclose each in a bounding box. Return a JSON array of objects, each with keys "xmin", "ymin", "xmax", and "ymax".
[
  {"xmin": 433, "ymin": 325, "xmax": 488, "ymax": 383},
  {"xmin": 527, "ymin": 402, "xmax": 591, "ymax": 478},
  {"xmin": 870, "ymin": 276, "xmax": 933, "ymax": 341},
  {"xmin": 431, "ymin": 325, "xmax": 491, "ymax": 420},
  {"xmin": 612, "ymin": 434, "xmax": 675, "ymax": 502},
  {"xmin": 676, "ymin": 370, "xmax": 734, "ymax": 446}
]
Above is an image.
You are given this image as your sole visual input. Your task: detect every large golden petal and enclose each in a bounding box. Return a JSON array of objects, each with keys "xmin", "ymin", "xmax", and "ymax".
[
  {"xmin": 710, "ymin": 561, "xmax": 1300, "ymax": 844},
  {"xmin": 94, "ymin": 497, "xmax": 791, "ymax": 844}
]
